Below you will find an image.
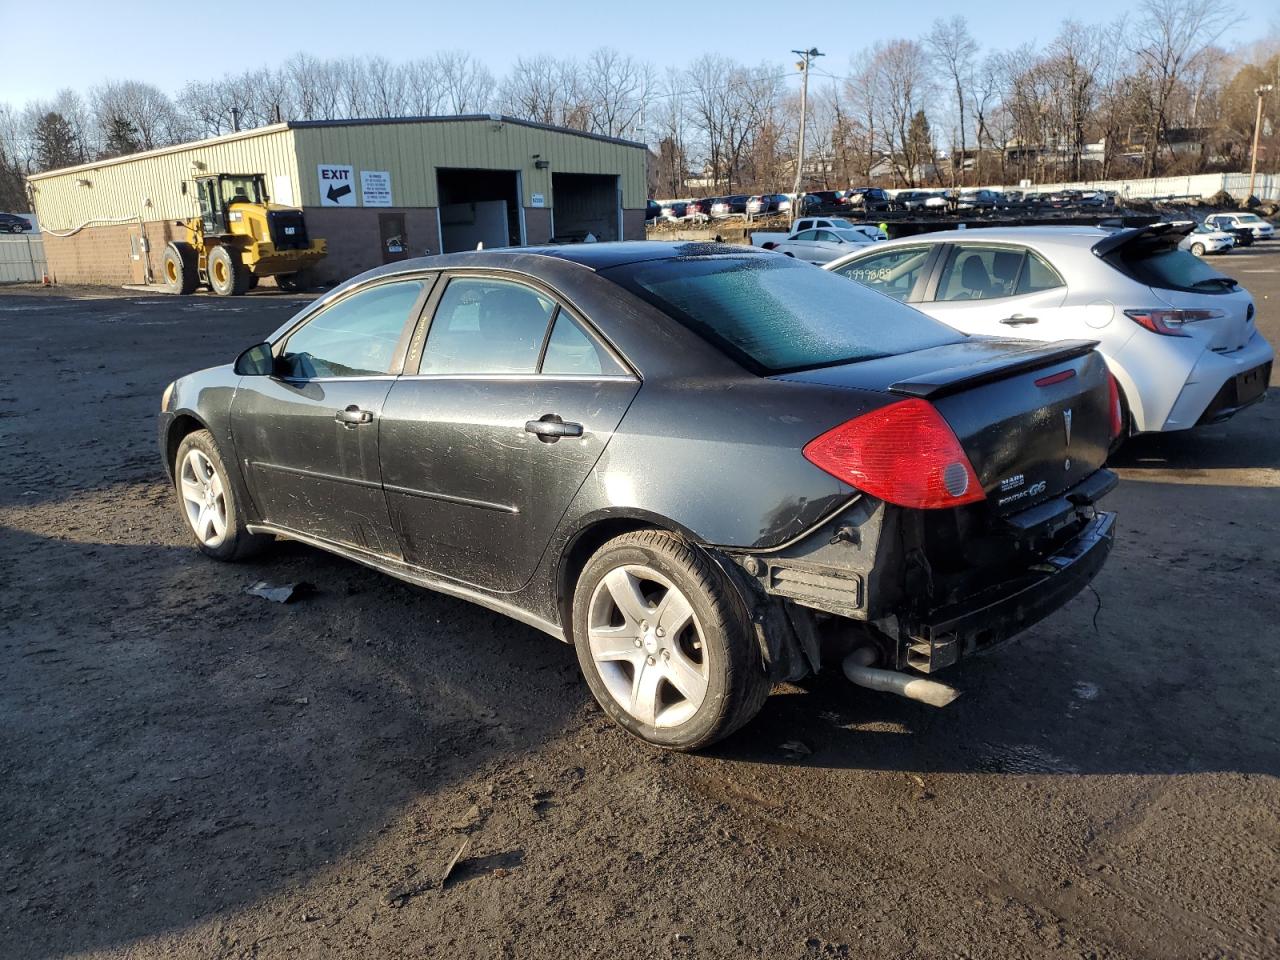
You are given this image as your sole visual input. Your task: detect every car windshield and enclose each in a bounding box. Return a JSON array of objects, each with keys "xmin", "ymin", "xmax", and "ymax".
[
  {"xmin": 1235, "ymin": 214, "xmax": 1262, "ymax": 223},
  {"xmin": 602, "ymin": 255, "xmax": 962, "ymax": 374}
]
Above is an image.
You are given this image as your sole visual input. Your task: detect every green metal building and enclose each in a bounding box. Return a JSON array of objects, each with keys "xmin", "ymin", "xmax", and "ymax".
[{"xmin": 28, "ymin": 116, "xmax": 650, "ymax": 287}]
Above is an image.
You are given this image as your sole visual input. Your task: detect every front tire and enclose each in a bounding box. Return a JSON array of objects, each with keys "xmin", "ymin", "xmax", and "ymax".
[
  {"xmin": 173, "ymin": 430, "xmax": 269, "ymax": 561},
  {"xmin": 208, "ymin": 245, "xmax": 250, "ymax": 296},
  {"xmin": 572, "ymin": 530, "xmax": 770, "ymax": 751}
]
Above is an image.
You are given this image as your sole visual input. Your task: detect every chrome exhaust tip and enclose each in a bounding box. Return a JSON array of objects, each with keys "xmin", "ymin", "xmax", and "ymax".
[{"xmin": 842, "ymin": 648, "xmax": 961, "ymax": 708}]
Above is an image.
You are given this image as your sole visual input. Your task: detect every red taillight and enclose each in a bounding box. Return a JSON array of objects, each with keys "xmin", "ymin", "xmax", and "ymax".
[
  {"xmin": 1124, "ymin": 308, "xmax": 1223, "ymax": 337},
  {"xmin": 1107, "ymin": 373, "xmax": 1123, "ymax": 439},
  {"xmin": 803, "ymin": 398, "xmax": 984, "ymax": 509}
]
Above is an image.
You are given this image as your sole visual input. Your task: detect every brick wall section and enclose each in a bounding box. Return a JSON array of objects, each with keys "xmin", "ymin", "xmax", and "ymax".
[
  {"xmin": 43, "ymin": 204, "xmax": 643, "ymax": 287},
  {"xmin": 301, "ymin": 207, "xmax": 439, "ymax": 283},
  {"xmin": 43, "ymin": 224, "xmax": 134, "ymax": 285},
  {"xmin": 622, "ymin": 209, "xmax": 645, "ymax": 240}
]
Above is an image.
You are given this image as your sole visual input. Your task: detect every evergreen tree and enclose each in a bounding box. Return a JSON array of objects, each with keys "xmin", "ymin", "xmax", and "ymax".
[
  {"xmin": 34, "ymin": 112, "xmax": 79, "ymax": 171},
  {"xmin": 100, "ymin": 113, "xmax": 142, "ymax": 159},
  {"xmin": 0, "ymin": 142, "xmax": 28, "ymax": 212}
]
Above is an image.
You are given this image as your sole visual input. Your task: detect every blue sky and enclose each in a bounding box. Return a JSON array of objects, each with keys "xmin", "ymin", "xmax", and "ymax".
[{"xmin": 0, "ymin": 0, "xmax": 1269, "ymax": 106}]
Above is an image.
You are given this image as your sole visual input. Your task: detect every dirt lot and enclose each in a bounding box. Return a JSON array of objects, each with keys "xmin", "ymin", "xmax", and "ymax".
[{"xmin": 2, "ymin": 245, "xmax": 1279, "ymax": 960}]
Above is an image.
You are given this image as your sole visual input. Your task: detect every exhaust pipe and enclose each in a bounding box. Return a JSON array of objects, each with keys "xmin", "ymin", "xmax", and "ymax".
[{"xmin": 842, "ymin": 647, "xmax": 960, "ymax": 708}]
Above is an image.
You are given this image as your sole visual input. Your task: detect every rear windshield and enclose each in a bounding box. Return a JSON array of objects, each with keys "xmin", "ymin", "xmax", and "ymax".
[
  {"xmin": 602, "ymin": 255, "xmax": 962, "ymax": 374},
  {"xmin": 1108, "ymin": 242, "xmax": 1234, "ymax": 294}
]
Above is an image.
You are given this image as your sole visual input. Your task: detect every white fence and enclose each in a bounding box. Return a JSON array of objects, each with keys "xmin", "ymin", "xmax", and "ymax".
[
  {"xmin": 0, "ymin": 234, "xmax": 47, "ymax": 284},
  {"xmin": 979, "ymin": 172, "xmax": 1280, "ymax": 202}
]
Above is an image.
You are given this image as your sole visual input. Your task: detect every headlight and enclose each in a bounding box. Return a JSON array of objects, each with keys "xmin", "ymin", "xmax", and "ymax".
[{"xmin": 161, "ymin": 381, "xmax": 175, "ymax": 411}]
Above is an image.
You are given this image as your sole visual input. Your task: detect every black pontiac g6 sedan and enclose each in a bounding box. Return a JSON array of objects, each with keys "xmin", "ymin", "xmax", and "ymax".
[{"xmin": 159, "ymin": 242, "xmax": 1120, "ymax": 749}]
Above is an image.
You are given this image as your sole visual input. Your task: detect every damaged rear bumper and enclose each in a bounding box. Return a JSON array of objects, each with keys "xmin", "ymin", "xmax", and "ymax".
[{"xmin": 902, "ymin": 511, "xmax": 1115, "ymax": 673}]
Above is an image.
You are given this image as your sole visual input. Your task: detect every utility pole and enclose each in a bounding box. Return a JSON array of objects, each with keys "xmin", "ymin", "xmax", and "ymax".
[
  {"xmin": 1247, "ymin": 85, "xmax": 1273, "ymax": 203},
  {"xmin": 791, "ymin": 47, "xmax": 823, "ymax": 226}
]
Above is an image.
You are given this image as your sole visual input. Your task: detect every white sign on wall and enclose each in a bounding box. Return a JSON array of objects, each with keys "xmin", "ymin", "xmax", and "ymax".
[
  {"xmin": 272, "ymin": 174, "xmax": 295, "ymax": 206},
  {"xmin": 361, "ymin": 170, "xmax": 393, "ymax": 207},
  {"xmin": 317, "ymin": 164, "xmax": 356, "ymax": 206},
  {"xmin": 530, "ymin": 193, "xmax": 545, "ymax": 208}
]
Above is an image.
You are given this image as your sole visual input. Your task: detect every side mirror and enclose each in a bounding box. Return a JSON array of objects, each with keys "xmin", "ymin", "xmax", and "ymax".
[{"xmin": 234, "ymin": 342, "xmax": 275, "ymax": 376}]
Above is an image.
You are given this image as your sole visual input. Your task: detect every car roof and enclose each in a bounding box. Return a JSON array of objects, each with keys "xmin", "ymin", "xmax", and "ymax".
[
  {"xmin": 353, "ymin": 241, "xmax": 771, "ymax": 282},
  {"xmin": 877, "ymin": 226, "xmax": 1112, "ymax": 247}
]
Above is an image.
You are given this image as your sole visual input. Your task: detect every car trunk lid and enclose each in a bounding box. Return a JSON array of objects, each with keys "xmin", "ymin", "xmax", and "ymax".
[{"xmin": 781, "ymin": 339, "xmax": 1113, "ymax": 517}]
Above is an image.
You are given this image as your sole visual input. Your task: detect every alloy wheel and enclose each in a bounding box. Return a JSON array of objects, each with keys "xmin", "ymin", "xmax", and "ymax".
[
  {"xmin": 179, "ymin": 449, "xmax": 227, "ymax": 547},
  {"xmin": 587, "ymin": 564, "xmax": 709, "ymax": 728}
]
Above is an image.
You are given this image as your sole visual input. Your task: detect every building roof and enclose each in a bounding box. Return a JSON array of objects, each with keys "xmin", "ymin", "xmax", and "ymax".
[{"xmin": 27, "ymin": 115, "xmax": 647, "ymax": 181}]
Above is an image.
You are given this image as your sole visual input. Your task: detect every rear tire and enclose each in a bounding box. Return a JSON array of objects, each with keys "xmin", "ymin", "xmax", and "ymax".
[
  {"xmin": 173, "ymin": 429, "xmax": 270, "ymax": 561},
  {"xmin": 162, "ymin": 243, "xmax": 198, "ymax": 295},
  {"xmin": 208, "ymin": 245, "xmax": 250, "ymax": 296},
  {"xmin": 572, "ymin": 530, "xmax": 770, "ymax": 751},
  {"xmin": 1190, "ymin": 242, "xmax": 1205, "ymax": 256}
]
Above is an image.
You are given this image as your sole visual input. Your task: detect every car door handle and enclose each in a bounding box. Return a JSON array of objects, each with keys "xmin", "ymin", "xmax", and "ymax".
[
  {"xmin": 1000, "ymin": 315, "xmax": 1039, "ymax": 325},
  {"xmin": 335, "ymin": 405, "xmax": 374, "ymax": 426},
  {"xmin": 525, "ymin": 415, "xmax": 583, "ymax": 442}
]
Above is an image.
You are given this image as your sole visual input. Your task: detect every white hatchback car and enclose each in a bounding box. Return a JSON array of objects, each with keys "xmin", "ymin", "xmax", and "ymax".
[
  {"xmin": 1179, "ymin": 223, "xmax": 1235, "ymax": 256},
  {"xmin": 824, "ymin": 224, "xmax": 1274, "ymax": 436}
]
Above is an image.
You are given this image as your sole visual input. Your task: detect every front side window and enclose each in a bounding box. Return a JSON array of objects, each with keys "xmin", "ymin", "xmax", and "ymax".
[
  {"xmin": 279, "ymin": 280, "xmax": 425, "ymax": 378},
  {"xmin": 936, "ymin": 245, "xmax": 1026, "ymax": 301},
  {"xmin": 834, "ymin": 246, "xmax": 931, "ymax": 302},
  {"xmin": 604, "ymin": 254, "xmax": 961, "ymax": 374},
  {"xmin": 421, "ymin": 277, "xmax": 556, "ymax": 374}
]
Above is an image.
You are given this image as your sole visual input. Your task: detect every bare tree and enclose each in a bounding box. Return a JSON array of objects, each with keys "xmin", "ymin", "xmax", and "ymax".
[
  {"xmin": 435, "ymin": 51, "xmax": 494, "ymax": 114},
  {"xmin": 497, "ymin": 56, "xmax": 586, "ymax": 127},
  {"xmin": 580, "ymin": 48, "xmax": 655, "ymax": 139},
  {"xmin": 1131, "ymin": 0, "xmax": 1232, "ymax": 175},
  {"xmin": 927, "ymin": 16, "xmax": 978, "ymax": 185},
  {"xmin": 869, "ymin": 40, "xmax": 934, "ymax": 186}
]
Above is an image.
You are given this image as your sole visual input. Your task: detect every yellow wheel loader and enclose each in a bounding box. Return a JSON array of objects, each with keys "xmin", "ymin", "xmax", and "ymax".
[{"xmin": 162, "ymin": 173, "xmax": 327, "ymax": 296}]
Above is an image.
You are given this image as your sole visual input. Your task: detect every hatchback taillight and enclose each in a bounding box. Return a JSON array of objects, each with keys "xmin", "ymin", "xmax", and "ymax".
[
  {"xmin": 1124, "ymin": 308, "xmax": 1223, "ymax": 337},
  {"xmin": 803, "ymin": 398, "xmax": 984, "ymax": 509}
]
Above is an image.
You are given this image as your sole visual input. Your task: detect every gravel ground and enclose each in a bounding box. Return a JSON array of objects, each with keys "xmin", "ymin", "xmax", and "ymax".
[{"xmin": 2, "ymin": 246, "xmax": 1279, "ymax": 960}]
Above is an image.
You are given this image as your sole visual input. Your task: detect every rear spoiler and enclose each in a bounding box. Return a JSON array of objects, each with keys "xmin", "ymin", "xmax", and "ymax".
[
  {"xmin": 1091, "ymin": 221, "xmax": 1194, "ymax": 258},
  {"xmin": 889, "ymin": 340, "xmax": 1100, "ymax": 400}
]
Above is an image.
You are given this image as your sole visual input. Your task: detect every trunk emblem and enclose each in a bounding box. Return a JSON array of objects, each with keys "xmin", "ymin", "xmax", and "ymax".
[{"xmin": 1063, "ymin": 408, "xmax": 1073, "ymax": 446}]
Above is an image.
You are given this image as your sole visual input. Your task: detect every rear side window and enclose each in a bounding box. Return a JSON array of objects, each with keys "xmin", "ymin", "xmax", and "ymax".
[
  {"xmin": 603, "ymin": 255, "xmax": 961, "ymax": 374},
  {"xmin": 1017, "ymin": 251, "xmax": 1065, "ymax": 295},
  {"xmin": 541, "ymin": 313, "xmax": 626, "ymax": 377},
  {"xmin": 1108, "ymin": 244, "xmax": 1232, "ymax": 294},
  {"xmin": 280, "ymin": 279, "xmax": 424, "ymax": 378},
  {"xmin": 834, "ymin": 246, "xmax": 931, "ymax": 302}
]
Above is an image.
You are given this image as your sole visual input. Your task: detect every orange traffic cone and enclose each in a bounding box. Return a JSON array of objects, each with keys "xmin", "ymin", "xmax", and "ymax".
[{"xmin": 41, "ymin": 271, "xmax": 51, "ymax": 286}]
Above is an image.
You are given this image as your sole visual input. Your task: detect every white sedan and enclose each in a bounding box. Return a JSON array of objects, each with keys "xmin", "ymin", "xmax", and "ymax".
[
  {"xmin": 764, "ymin": 226, "xmax": 876, "ymax": 265},
  {"xmin": 824, "ymin": 224, "xmax": 1274, "ymax": 437},
  {"xmin": 1205, "ymin": 212, "xmax": 1275, "ymax": 240}
]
